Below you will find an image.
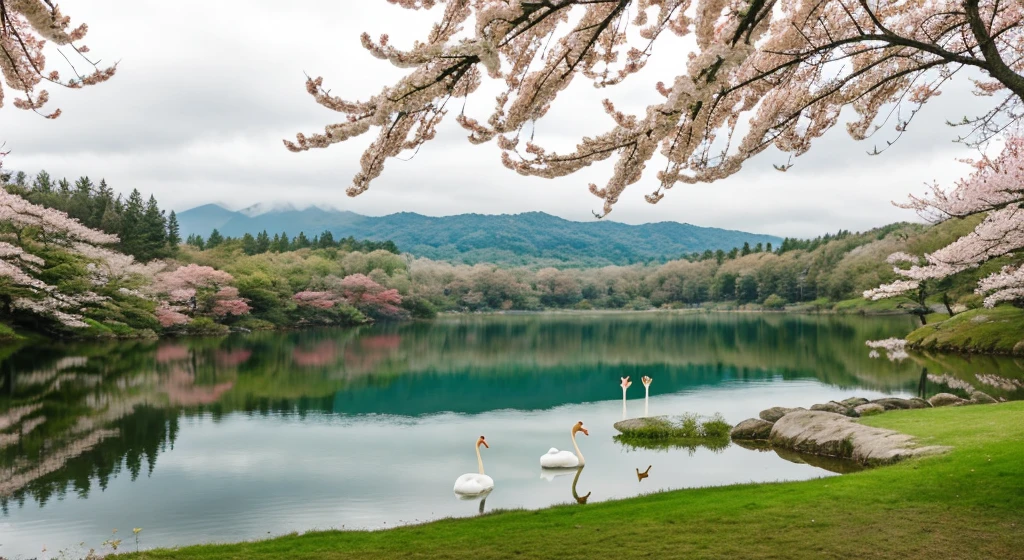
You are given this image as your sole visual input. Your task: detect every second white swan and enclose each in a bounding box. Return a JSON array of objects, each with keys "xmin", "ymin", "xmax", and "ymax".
[{"xmin": 540, "ymin": 421, "xmax": 589, "ymax": 468}]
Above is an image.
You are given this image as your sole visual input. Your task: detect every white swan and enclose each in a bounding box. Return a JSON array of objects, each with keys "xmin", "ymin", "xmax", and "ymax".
[
  {"xmin": 540, "ymin": 421, "xmax": 588, "ymax": 468},
  {"xmin": 454, "ymin": 436, "xmax": 494, "ymax": 496},
  {"xmin": 621, "ymin": 376, "xmax": 632, "ymax": 419},
  {"xmin": 642, "ymin": 375, "xmax": 652, "ymax": 417}
]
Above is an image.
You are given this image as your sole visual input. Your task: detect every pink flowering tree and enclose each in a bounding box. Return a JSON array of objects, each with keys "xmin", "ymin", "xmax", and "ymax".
[
  {"xmin": 330, "ymin": 273, "xmax": 405, "ymax": 320},
  {"xmin": 0, "ymin": 190, "xmax": 131, "ymax": 329},
  {"xmin": 288, "ymin": 1, "xmax": 1024, "ymax": 217},
  {"xmin": 151, "ymin": 264, "xmax": 249, "ymax": 325},
  {"xmin": 0, "ymin": 0, "xmax": 116, "ymax": 119},
  {"xmin": 867, "ymin": 136, "xmax": 1024, "ymax": 312}
]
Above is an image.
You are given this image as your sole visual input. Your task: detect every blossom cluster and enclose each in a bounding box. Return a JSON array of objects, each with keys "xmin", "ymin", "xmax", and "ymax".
[
  {"xmin": 287, "ymin": 0, "xmax": 1024, "ymax": 217},
  {"xmin": 868, "ymin": 136, "xmax": 1024, "ymax": 307},
  {"xmin": 0, "ymin": 0, "xmax": 116, "ymax": 118}
]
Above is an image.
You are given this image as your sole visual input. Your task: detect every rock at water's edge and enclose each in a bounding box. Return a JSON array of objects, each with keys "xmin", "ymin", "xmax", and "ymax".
[
  {"xmin": 929, "ymin": 393, "xmax": 968, "ymax": 407},
  {"xmin": 810, "ymin": 401, "xmax": 859, "ymax": 417},
  {"xmin": 759, "ymin": 406, "xmax": 803, "ymax": 423},
  {"xmin": 730, "ymin": 418, "xmax": 774, "ymax": 440},
  {"xmin": 841, "ymin": 397, "xmax": 869, "ymax": 407},
  {"xmin": 871, "ymin": 397, "xmax": 928, "ymax": 410},
  {"xmin": 970, "ymin": 391, "xmax": 998, "ymax": 404},
  {"xmin": 769, "ymin": 410, "xmax": 950, "ymax": 465},
  {"xmin": 854, "ymin": 403, "xmax": 885, "ymax": 417}
]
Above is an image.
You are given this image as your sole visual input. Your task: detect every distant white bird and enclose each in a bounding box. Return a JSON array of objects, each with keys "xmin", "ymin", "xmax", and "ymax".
[
  {"xmin": 454, "ymin": 436, "xmax": 494, "ymax": 496},
  {"xmin": 642, "ymin": 375, "xmax": 653, "ymax": 417},
  {"xmin": 540, "ymin": 421, "xmax": 589, "ymax": 468}
]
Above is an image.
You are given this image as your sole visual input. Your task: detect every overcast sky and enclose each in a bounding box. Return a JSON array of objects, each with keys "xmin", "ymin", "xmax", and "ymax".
[{"xmin": 0, "ymin": 1, "xmax": 995, "ymax": 238}]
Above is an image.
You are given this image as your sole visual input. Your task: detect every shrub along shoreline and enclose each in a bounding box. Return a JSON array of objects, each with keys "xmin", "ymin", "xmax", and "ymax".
[{"xmin": 116, "ymin": 402, "xmax": 1024, "ymax": 560}]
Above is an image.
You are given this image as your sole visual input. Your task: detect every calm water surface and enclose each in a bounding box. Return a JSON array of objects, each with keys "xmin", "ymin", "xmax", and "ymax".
[{"xmin": 2, "ymin": 312, "xmax": 1022, "ymax": 557}]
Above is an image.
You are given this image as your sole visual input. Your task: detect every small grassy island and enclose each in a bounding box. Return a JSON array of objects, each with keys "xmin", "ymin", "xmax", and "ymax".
[{"xmin": 119, "ymin": 402, "xmax": 1024, "ymax": 560}]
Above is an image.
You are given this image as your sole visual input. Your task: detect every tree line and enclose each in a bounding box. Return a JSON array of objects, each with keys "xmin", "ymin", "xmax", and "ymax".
[
  {"xmin": 186, "ymin": 229, "xmax": 399, "ymax": 255},
  {"xmin": 2, "ymin": 169, "xmax": 180, "ymax": 261}
]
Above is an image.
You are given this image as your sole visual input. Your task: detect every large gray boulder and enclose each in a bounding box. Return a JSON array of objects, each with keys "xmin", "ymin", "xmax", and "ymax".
[
  {"xmin": 854, "ymin": 403, "xmax": 885, "ymax": 417},
  {"xmin": 841, "ymin": 397, "xmax": 870, "ymax": 408},
  {"xmin": 730, "ymin": 418, "xmax": 774, "ymax": 440},
  {"xmin": 769, "ymin": 410, "xmax": 950, "ymax": 465},
  {"xmin": 969, "ymin": 391, "xmax": 998, "ymax": 404},
  {"xmin": 759, "ymin": 406, "xmax": 803, "ymax": 423},
  {"xmin": 810, "ymin": 401, "xmax": 859, "ymax": 417},
  {"xmin": 907, "ymin": 397, "xmax": 932, "ymax": 409},
  {"xmin": 871, "ymin": 397, "xmax": 928, "ymax": 410},
  {"xmin": 929, "ymin": 393, "xmax": 968, "ymax": 407}
]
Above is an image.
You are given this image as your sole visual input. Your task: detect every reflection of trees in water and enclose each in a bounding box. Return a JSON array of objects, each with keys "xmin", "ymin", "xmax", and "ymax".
[
  {"xmin": 0, "ymin": 341, "xmax": 245, "ymax": 505},
  {"xmin": 1, "ymin": 314, "xmax": 1020, "ymax": 509}
]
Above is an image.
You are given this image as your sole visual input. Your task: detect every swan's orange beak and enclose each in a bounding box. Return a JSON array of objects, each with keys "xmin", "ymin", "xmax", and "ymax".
[
  {"xmin": 478, "ymin": 436, "xmax": 489, "ymax": 448},
  {"xmin": 581, "ymin": 427, "xmax": 589, "ymax": 436}
]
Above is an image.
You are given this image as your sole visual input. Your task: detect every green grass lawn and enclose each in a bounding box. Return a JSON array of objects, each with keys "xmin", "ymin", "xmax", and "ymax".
[{"xmin": 118, "ymin": 402, "xmax": 1024, "ymax": 560}]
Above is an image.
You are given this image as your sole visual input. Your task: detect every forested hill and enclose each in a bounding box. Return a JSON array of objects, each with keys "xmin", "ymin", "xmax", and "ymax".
[{"xmin": 177, "ymin": 204, "xmax": 781, "ymax": 265}]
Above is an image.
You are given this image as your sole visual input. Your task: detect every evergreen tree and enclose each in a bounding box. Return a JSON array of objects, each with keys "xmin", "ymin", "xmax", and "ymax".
[
  {"xmin": 766, "ymin": 242, "xmax": 773, "ymax": 253},
  {"xmin": 187, "ymin": 234, "xmax": 206, "ymax": 250},
  {"xmin": 57, "ymin": 178, "xmax": 72, "ymax": 208},
  {"xmin": 319, "ymin": 230, "xmax": 335, "ymax": 247},
  {"xmin": 68, "ymin": 176, "xmax": 94, "ymax": 224},
  {"xmin": 167, "ymin": 210, "xmax": 182, "ymax": 248},
  {"xmin": 310, "ymin": 234, "xmax": 320, "ymax": 248},
  {"xmin": 241, "ymin": 233, "xmax": 258, "ymax": 255},
  {"xmin": 741, "ymin": 242, "xmax": 752, "ymax": 256},
  {"xmin": 141, "ymin": 195, "xmax": 168, "ymax": 260},
  {"xmin": 256, "ymin": 230, "xmax": 271, "ymax": 254},
  {"xmin": 120, "ymin": 189, "xmax": 145, "ymax": 257},
  {"xmin": 91, "ymin": 179, "xmax": 114, "ymax": 228},
  {"xmin": 294, "ymin": 231, "xmax": 311, "ymax": 249},
  {"xmin": 207, "ymin": 228, "xmax": 224, "ymax": 249},
  {"xmin": 276, "ymin": 231, "xmax": 290, "ymax": 252},
  {"xmin": 32, "ymin": 170, "xmax": 53, "ymax": 194},
  {"xmin": 754, "ymin": 242, "xmax": 763, "ymax": 253}
]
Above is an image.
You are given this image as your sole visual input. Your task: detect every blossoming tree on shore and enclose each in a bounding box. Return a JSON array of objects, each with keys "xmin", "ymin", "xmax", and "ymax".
[
  {"xmin": 151, "ymin": 264, "xmax": 250, "ymax": 326},
  {"xmin": 0, "ymin": 189, "xmax": 139, "ymax": 328},
  {"xmin": 866, "ymin": 136, "xmax": 1024, "ymax": 311}
]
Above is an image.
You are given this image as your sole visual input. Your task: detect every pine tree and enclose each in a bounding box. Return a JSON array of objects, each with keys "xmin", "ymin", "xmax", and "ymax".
[
  {"xmin": 256, "ymin": 230, "xmax": 271, "ymax": 253},
  {"xmin": 68, "ymin": 176, "xmax": 94, "ymax": 224},
  {"xmin": 167, "ymin": 210, "xmax": 181, "ymax": 249},
  {"xmin": 295, "ymin": 231, "xmax": 311, "ymax": 249},
  {"xmin": 741, "ymin": 242, "xmax": 752, "ymax": 256},
  {"xmin": 242, "ymin": 233, "xmax": 257, "ymax": 255},
  {"xmin": 207, "ymin": 228, "xmax": 224, "ymax": 249},
  {"xmin": 120, "ymin": 189, "xmax": 145, "ymax": 257},
  {"xmin": 277, "ymin": 231, "xmax": 290, "ymax": 252},
  {"xmin": 141, "ymin": 195, "xmax": 168, "ymax": 260},
  {"xmin": 319, "ymin": 230, "xmax": 335, "ymax": 247},
  {"xmin": 91, "ymin": 179, "xmax": 114, "ymax": 228},
  {"xmin": 32, "ymin": 170, "xmax": 53, "ymax": 194}
]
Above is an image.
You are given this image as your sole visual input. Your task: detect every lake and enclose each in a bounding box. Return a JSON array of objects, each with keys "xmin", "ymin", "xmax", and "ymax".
[{"xmin": 2, "ymin": 312, "xmax": 1022, "ymax": 557}]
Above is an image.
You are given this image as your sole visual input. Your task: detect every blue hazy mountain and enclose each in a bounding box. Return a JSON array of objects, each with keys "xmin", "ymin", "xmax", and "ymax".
[{"xmin": 177, "ymin": 204, "xmax": 782, "ymax": 265}]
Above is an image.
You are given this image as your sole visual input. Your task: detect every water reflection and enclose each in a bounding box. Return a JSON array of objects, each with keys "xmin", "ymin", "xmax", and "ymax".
[
  {"xmin": 0, "ymin": 313, "xmax": 1021, "ymax": 557},
  {"xmin": 571, "ymin": 466, "xmax": 590, "ymax": 504}
]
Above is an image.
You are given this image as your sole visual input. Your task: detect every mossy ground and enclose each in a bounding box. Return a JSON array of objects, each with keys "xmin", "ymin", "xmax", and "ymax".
[
  {"xmin": 119, "ymin": 402, "xmax": 1024, "ymax": 560},
  {"xmin": 907, "ymin": 305, "xmax": 1024, "ymax": 355}
]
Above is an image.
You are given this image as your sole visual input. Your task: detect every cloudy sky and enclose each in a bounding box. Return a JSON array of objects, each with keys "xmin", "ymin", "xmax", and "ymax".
[{"xmin": 0, "ymin": 1, "xmax": 994, "ymax": 238}]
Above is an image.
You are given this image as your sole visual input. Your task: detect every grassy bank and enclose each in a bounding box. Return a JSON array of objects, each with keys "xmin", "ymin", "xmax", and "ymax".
[
  {"xmin": 120, "ymin": 403, "xmax": 1024, "ymax": 560},
  {"xmin": 907, "ymin": 306, "xmax": 1024, "ymax": 355}
]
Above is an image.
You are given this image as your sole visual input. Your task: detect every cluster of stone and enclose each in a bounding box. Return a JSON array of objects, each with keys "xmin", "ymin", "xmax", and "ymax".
[{"xmin": 728, "ymin": 391, "xmax": 999, "ymax": 465}]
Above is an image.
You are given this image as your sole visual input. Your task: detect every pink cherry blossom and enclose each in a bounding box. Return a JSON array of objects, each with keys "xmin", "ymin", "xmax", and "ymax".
[{"xmin": 287, "ymin": 1, "xmax": 1024, "ymax": 217}]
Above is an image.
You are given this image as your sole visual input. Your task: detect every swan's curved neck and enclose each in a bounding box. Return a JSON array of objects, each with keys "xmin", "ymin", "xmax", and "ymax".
[
  {"xmin": 571, "ymin": 430, "xmax": 585, "ymax": 466},
  {"xmin": 476, "ymin": 443, "xmax": 485, "ymax": 475}
]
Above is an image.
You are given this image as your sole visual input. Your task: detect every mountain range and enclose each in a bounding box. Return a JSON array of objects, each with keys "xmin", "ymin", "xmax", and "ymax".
[{"xmin": 176, "ymin": 204, "xmax": 782, "ymax": 266}]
